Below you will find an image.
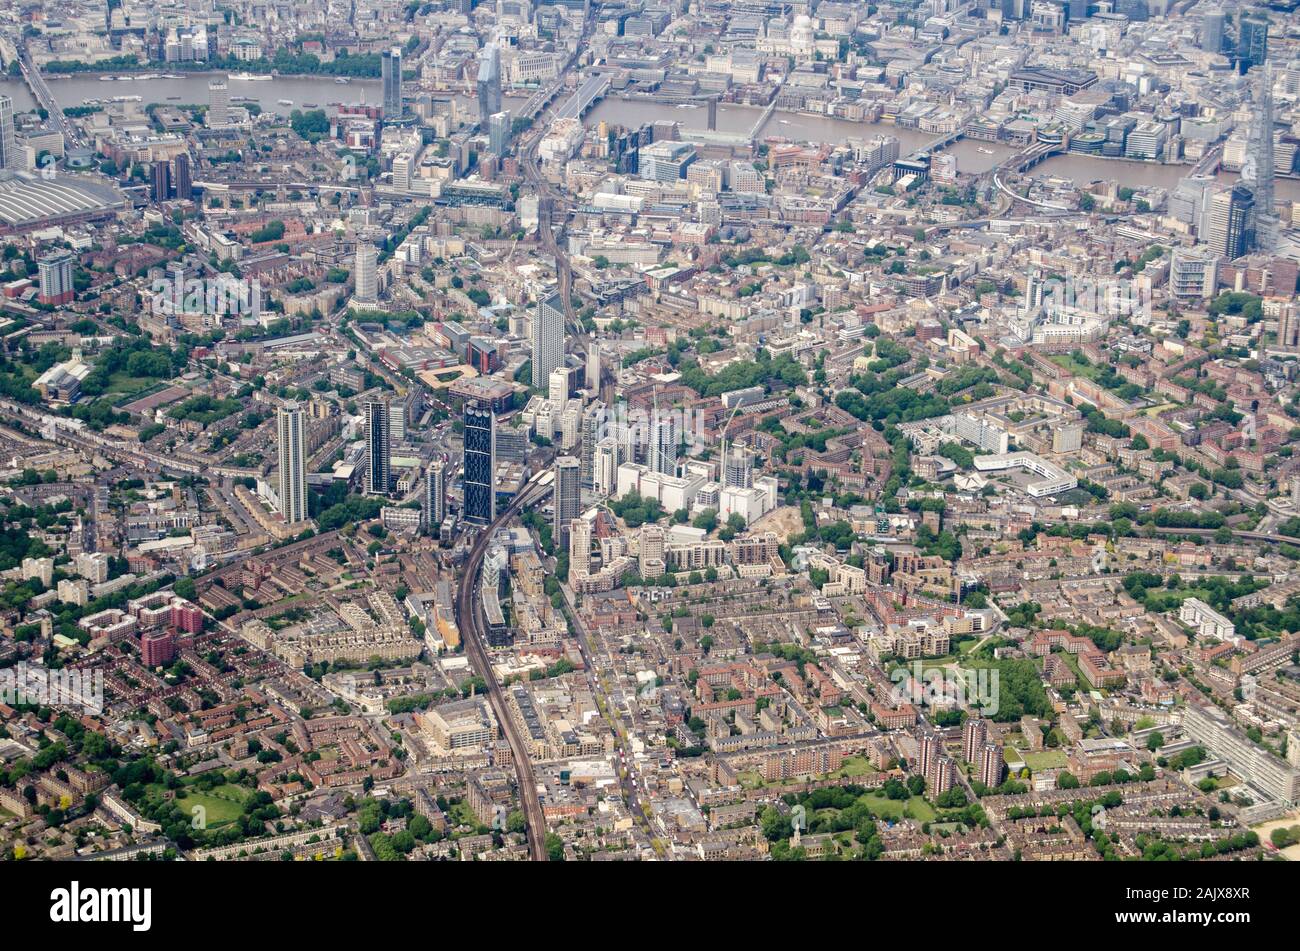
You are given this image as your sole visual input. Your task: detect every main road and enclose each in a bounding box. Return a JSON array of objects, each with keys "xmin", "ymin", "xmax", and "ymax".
[
  {"xmin": 455, "ymin": 479, "xmax": 551, "ymax": 860},
  {"xmin": 16, "ymin": 49, "xmax": 85, "ymax": 149}
]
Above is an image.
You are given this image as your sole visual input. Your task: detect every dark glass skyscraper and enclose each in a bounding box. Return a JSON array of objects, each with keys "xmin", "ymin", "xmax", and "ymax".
[
  {"xmin": 477, "ymin": 42, "xmax": 502, "ymax": 123},
  {"xmin": 382, "ymin": 48, "xmax": 403, "ymax": 118},
  {"xmin": 173, "ymin": 153, "xmax": 192, "ymax": 201},
  {"xmin": 463, "ymin": 403, "xmax": 496, "ymax": 525},
  {"xmin": 365, "ymin": 400, "xmax": 391, "ymax": 496},
  {"xmin": 1239, "ymin": 16, "xmax": 1268, "ymax": 71}
]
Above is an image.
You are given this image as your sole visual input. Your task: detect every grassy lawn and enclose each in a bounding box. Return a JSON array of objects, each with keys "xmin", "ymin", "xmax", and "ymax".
[
  {"xmin": 858, "ymin": 792, "xmax": 937, "ymax": 823},
  {"xmin": 174, "ymin": 784, "xmax": 250, "ymax": 828},
  {"xmin": 1020, "ymin": 749, "xmax": 1069, "ymax": 771},
  {"xmin": 1049, "ymin": 353, "xmax": 1102, "ymax": 381},
  {"xmin": 104, "ymin": 373, "xmax": 162, "ymax": 400},
  {"xmin": 831, "ymin": 756, "xmax": 878, "ymax": 779}
]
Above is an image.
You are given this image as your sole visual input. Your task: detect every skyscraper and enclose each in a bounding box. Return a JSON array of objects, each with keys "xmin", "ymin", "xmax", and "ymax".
[
  {"xmin": 354, "ymin": 242, "xmax": 378, "ymax": 302},
  {"xmin": 173, "ymin": 153, "xmax": 192, "ymax": 201},
  {"xmin": 207, "ymin": 79, "xmax": 230, "ymax": 126},
  {"xmin": 0, "ymin": 95, "xmax": 16, "ymax": 170},
  {"xmin": 1201, "ymin": 7, "xmax": 1225, "ymax": 53},
  {"xmin": 1239, "ymin": 15, "xmax": 1269, "ymax": 70},
  {"xmin": 150, "ymin": 161, "xmax": 170, "ymax": 203},
  {"xmin": 1206, "ymin": 184, "xmax": 1254, "ymax": 259},
  {"xmin": 586, "ymin": 342, "xmax": 601, "ymax": 394},
  {"xmin": 488, "ymin": 111, "xmax": 511, "ymax": 156},
  {"xmin": 382, "ymin": 48, "xmax": 403, "ymax": 118},
  {"xmin": 650, "ymin": 414, "xmax": 677, "ymax": 477},
  {"xmin": 477, "ymin": 41, "xmax": 502, "ymax": 122},
  {"xmin": 569, "ymin": 517, "xmax": 592, "ymax": 577},
  {"xmin": 1243, "ymin": 63, "xmax": 1279, "ymax": 253},
  {"xmin": 425, "ymin": 460, "xmax": 446, "ymax": 532},
  {"xmin": 463, "ymin": 403, "xmax": 496, "ymax": 525},
  {"xmin": 531, "ymin": 291, "xmax": 565, "ymax": 388},
  {"xmin": 365, "ymin": 400, "xmax": 391, "ymax": 495},
  {"xmin": 580, "ymin": 402, "xmax": 603, "ymax": 488},
  {"xmin": 277, "ymin": 402, "xmax": 308, "ymax": 525},
  {"xmin": 723, "ymin": 444, "xmax": 754, "ymax": 489},
  {"xmin": 548, "ymin": 366, "xmax": 571, "ymax": 410},
  {"xmin": 553, "ymin": 456, "xmax": 581, "ymax": 550}
]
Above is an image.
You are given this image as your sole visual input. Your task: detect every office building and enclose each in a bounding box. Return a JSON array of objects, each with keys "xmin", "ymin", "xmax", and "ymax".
[
  {"xmin": 1244, "ymin": 63, "xmax": 1279, "ymax": 252},
  {"xmin": 365, "ymin": 400, "xmax": 391, "ymax": 495},
  {"xmin": 382, "ymin": 48, "xmax": 403, "ymax": 118},
  {"xmin": 37, "ymin": 250, "xmax": 75, "ymax": 306},
  {"xmin": 639, "ymin": 141, "xmax": 697, "ymax": 182},
  {"xmin": 531, "ymin": 291, "xmax": 565, "ymax": 388},
  {"xmin": 276, "ymin": 402, "xmax": 308, "ymax": 524},
  {"xmin": 553, "ymin": 456, "xmax": 581, "ymax": 550},
  {"xmin": 1239, "ymin": 15, "xmax": 1268, "ymax": 70},
  {"xmin": 425, "ymin": 460, "xmax": 446, "ymax": 532},
  {"xmin": 1202, "ymin": 7, "xmax": 1225, "ymax": 53},
  {"xmin": 0, "ymin": 95, "xmax": 15, "ymax": 170},
  {"xmin": 208, "ymin": 79, "xmax": 230, "ymax": 126},
  {"xmin": 463, "ymin": 403, "xmax": 496, "ymax": 524}
]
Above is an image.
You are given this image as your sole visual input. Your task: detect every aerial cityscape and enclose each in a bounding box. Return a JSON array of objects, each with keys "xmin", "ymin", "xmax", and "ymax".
[{"xmin": 0, "ymin": 0, "xmax": 1299, "ymax": 870}]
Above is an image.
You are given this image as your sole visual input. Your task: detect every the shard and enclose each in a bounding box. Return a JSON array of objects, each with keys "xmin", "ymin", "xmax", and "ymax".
[{"xmin": 1242, "ymin": 62, "xmax": 1279, "ymax": 253}]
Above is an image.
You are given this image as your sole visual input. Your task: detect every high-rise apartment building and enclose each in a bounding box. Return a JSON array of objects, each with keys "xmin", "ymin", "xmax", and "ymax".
[
  {"xmin": 553, "ymin": 456, "xmax": 581, "ymax": 550},
  {"xmin": 531, "ymin": 291, "xmax": 565, "ymax": 388},
  {"xmin": 277, "ymin": 402, "xmax": 308, "ymax": 524},
  {"xmin": 425, "ymin": 460, "xmax": 446, "ymax": 532},
  {"xmin": 37, "ymin": 251, "xmax": 75, "ymax": 306},
  {"xmin": 650, "ymin": 414, "xmax": 677, "ymax": 477},
  {"xmin": 355, "ymin": 242, "xmax": 378, "ymax": 302},
  {"xmin": 961, "ymin": 718, "xmax": 989, "ymax": 764}
]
